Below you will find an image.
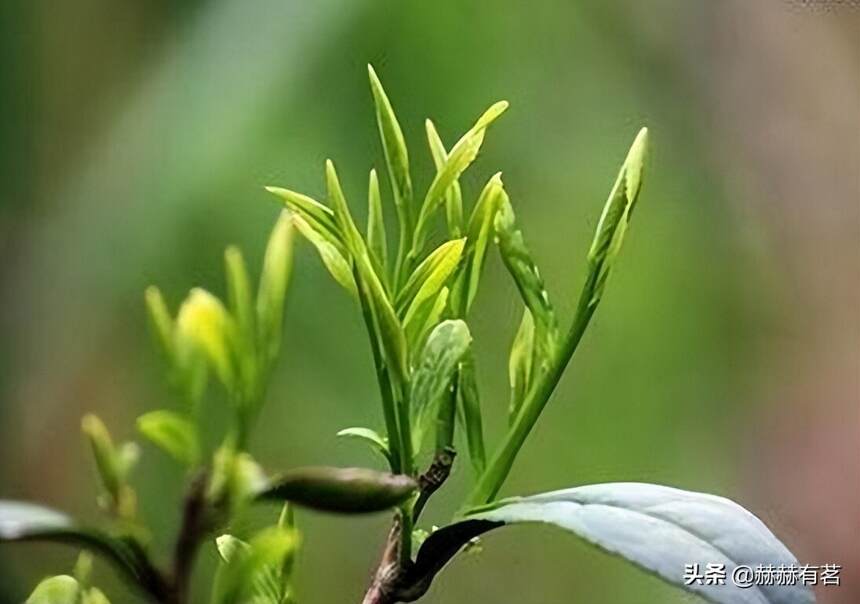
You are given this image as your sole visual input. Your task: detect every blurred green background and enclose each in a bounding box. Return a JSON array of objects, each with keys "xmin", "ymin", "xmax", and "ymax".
[{"xmin": 1, "ymin": 1, "xmax": 858, "ymax": 602}]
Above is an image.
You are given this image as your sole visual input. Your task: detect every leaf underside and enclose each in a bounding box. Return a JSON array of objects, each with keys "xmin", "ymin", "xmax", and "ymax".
[{"xmin": 411, "ymin": 483, "xmax": 814, "ymax": 604}]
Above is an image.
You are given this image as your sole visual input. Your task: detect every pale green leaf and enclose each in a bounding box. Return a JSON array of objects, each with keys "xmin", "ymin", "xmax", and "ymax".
[
  {"xmin": 25, "ymin": 576, "xmax": 80, "ymax": 604},
  {"xmin": 216, "ymin": 534, "xmax": 249, "ymax": 563},
  {"xmin": 398, "ymin": 239, "xmax": 465, "ymax": 323},
  {"xmin": 411, "ymin": 101, "xmax": 508, "ymax": 257},
  {"xmin": 366, "ymin": 168, "xmax": 387, "ymax": 270},
  {"xmin": 367, "ymin": 64, "xmax": 413, "ymax": 223},
  {"xmin": 176, "ymin": 288, "xmax": 236, "ymax": 390},
  {"xmin": 585, "ymin": 127, "xmax": 648, "ymax": 306},
  {"xmin": 451, "ymin": 173, "xmax": 504, "ymax": 314},
  {"xmin": 425, "ymin": 119, "xmax": 463, "ymax": 237},
  {"xmin": 136, "ymin": 410, "xmax": 200, "ymax": 467},
  {"xmin": 80, "ymin": 414, "xmax": 122, "ymax": 501},
  {"xmin": 291, "ymin": 214, "xmax": 357, "ymax": 296},
  {"xmin": 337, "ymin": 427, "xmax": 391, "ymax": 465},
  {"xmin": 212, "ymin": 526, "xmax": 298, "ymax": 604},
  {"xmin": 144, "ymin": 286, "xmax": 174, "ymax": 362},
  {"xmin": 265, "ymin": 186, "xmax": 341, "ymax": 247},
  {"xmin": 403, "ymin": 286, "xmax": 449, "ymax": 350},
  {"xmin": 82, "ymin": 588, "xmax": 110, "ymax": 604},
  {"xmin": 410, "ymin": 320, "xmax": 472, "ymax": 452},
  {"xmin": 507, "ymin": 308, "xmax": 535, "ymax": 424},
  {"xmin": 257, "ymin": 211, "xmax": 294, "ymax": 363},
  {"xmin": 224, "ymin": 246, "xmax": 256, "ymax": 354},
  {"xmin": 494, "ymin": 190, "xmax": 558, "ymax": 366}
]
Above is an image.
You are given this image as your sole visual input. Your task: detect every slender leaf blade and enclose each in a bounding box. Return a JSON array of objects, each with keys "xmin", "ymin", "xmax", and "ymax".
[
  {"xmin": 367, "ymin": 64, "xmax": 413, "ymax": 223},
  {"xmin": 366, "ymin": 168, "xmax": 387, "ymax": 270},
  {"xmin": 291, "ymin": 214, "xmax": 357, "ymax": 296},
  {"xmin": 414, "ymin": 483, "xmax": 814, "ymax": 604},
  {"xmin": 256, "ymin": 211, "xmax": 295, "ymax": 364},
  {"xmin": 412, "ymin": 102, "xmax": 508, "ymax": 258},
  {"xmin": 265, "ymin": 186, "xmax": 341, "ymax": 246},
  {"xmin": 336, "ymin": 427, "xmax": 392, "ymax": 465},
  {"xmin": 426, "ymin": 119, "xmax": 463, "ymax": 237},
  {"xmin": 452, "ymin": 173, "xmax": 504, "ymax": 314}
]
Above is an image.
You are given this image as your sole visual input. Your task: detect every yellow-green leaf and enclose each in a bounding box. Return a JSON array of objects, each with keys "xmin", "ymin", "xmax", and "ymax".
[
  {"xmin": 367, "ymin": 64, "xmax": 413, "ymax": 225},
  {"xmin": 586, "ymin": 127, "xmax": 649, "ymax": 305},
  {"xmin": 265, "ymin": 186, "xmax": 341, "ymax": 246},
  {"xmin": 494, "ymin": 189, "xmax": 558, "ymax": 365},
  {"xmin": 507, "ymin": 308, "xmax": 535, "ymax": 424},
  {"xmin": 292, "ymin": 214, "xmax": 357, "ymax": 296},
  {"xmin": 367, "ymin": 168, "xmax": 387, "ymax": 269},
  {"xmin": 425, "ymin": 119, "xmax": 464, "ymax": 237},
  {"xmin": 176, "ymin": 288, "xmax": 235, "ymax": 390},
  {"xmin": 410, "ymin": 320, "xmax": 472, "ymax": 453},
  {"xmin": 257, "ymin": 211, "xmax": 295, "ymax": 363},
  {"xmin": 136, "ymin": 410, "xmax": 200, "ymax": 467},
  {"xmin": 412, "ymin": 101, "xmax": 508, "ymax": 257},
  {"xmin": 451, "ymin": 173, "xmax": 504, "ymax": 314},
  {"xmin": 398, "ymin": 238, "xmax": 465, "ymax": 319}
]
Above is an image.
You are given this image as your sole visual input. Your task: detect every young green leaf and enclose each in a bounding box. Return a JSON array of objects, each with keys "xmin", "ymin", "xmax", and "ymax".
[
  {"xmin": 175, "ymin": 288, "xmax": 235, "ymax": 391},
  {"xmin": 136, "ymin": 410, "xmax": 200, "ymax": 467},
  {"xmin": 411, "ymin": 101, "xmax": 508, "ymax": 259},
  {"xmin": 208, "ymin": 448, "xmax": 268, "ymax": 513},
  {"xmin": 403, "ymin": 285, "xmax": 449, "ymax": 350},
  {"xmin": 212, "ymin": 526, "xmax": 298, "ymax": 604},
  {"xmin": 425, "ymin": 119, "xmax": 464, "ymax": 237},
  {"xmin": 336, "ymin": 427, "xmax": 392, "ymax": 465},
  {"xmin": 585, "ymin": 126, "xmax": 648, "ymax": 309},
  {"xmin": 215, "ymin": 534, "xmax": 249, "ymax": 563},
  {"xmin": 494, "ymin": 189, "xmax": 559, "ymax": 366},
  {"xmin": 265, "ymin": 186, "xmax": 342, "ymax": 247},
  {"xmin": 25, "ymin": 575, "xmax": 80, "ymax": 604},
  {"xmin": 258, "ymin": 467, "xmax": 417, "ymax": 514},
  {"xmin": 507, "ymin": 308, "xmax": 535, "ymax": 424},
  {"xmin": 257, "ymin": 211, "xmax": 294, "ymax": 364},
  {"xmin": 80, "ymin": 415, "xmax": 137, "ymax": 519},
  {"xmin": 367, "ymin": 64, "xmax": 413, "ymax": 226},
  {"xmin": 224, "ymin": 246, "xmax": 255, "ymax": 353},
  {"xmin": 398, "ymin": 238, "xmax": 465, "ymax": 320},
  {"xmin": 457, "ymin": 354, "xmax": 486, "ymax": 474},
  {"xmin": 144, "ymin": 286, "xmax": 174, "ymax": 362},
  {"xmin": 26, "ymin": 570, "xmax": 111, "ymax": 604},
  {"xmin": 291, "ymin": 214, "xmax": 357, "ymax": 296},
  {"xmin": 451, "ymin": 173, "xmax": 504, "ymax": 314},
  {"xmin": 410, "ymin": 320, "xmax": 472, "ymax": 453},
  {"xmin": 418, "ymin": 483, "xmax": 814, "ymax": 604},
  {"xmin": 366, "ymin": 168, "xmax": 387, "ymax": 270},
  {"xmin": 80, "ymin": 414, "xmax": 122, "ymax": 503}
]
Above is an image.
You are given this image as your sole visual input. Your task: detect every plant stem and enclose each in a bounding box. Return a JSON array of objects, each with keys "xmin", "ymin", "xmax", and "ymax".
[
  {"xmin": 357, "ymin": 276, "xmax": 404, "ymax": 474},
  {"xmin": 466, "ymin": 272, "xmax": 599, "ymax": 507},
  {"xmin": 168, "ymin": 470, "xmax": 212, "ymax": 604}
]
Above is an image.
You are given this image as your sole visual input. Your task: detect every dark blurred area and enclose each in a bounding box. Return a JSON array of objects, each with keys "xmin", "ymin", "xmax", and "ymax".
[{"xmin": 0, "ymin": 1, "xmax": 857, "ymax": 602}]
